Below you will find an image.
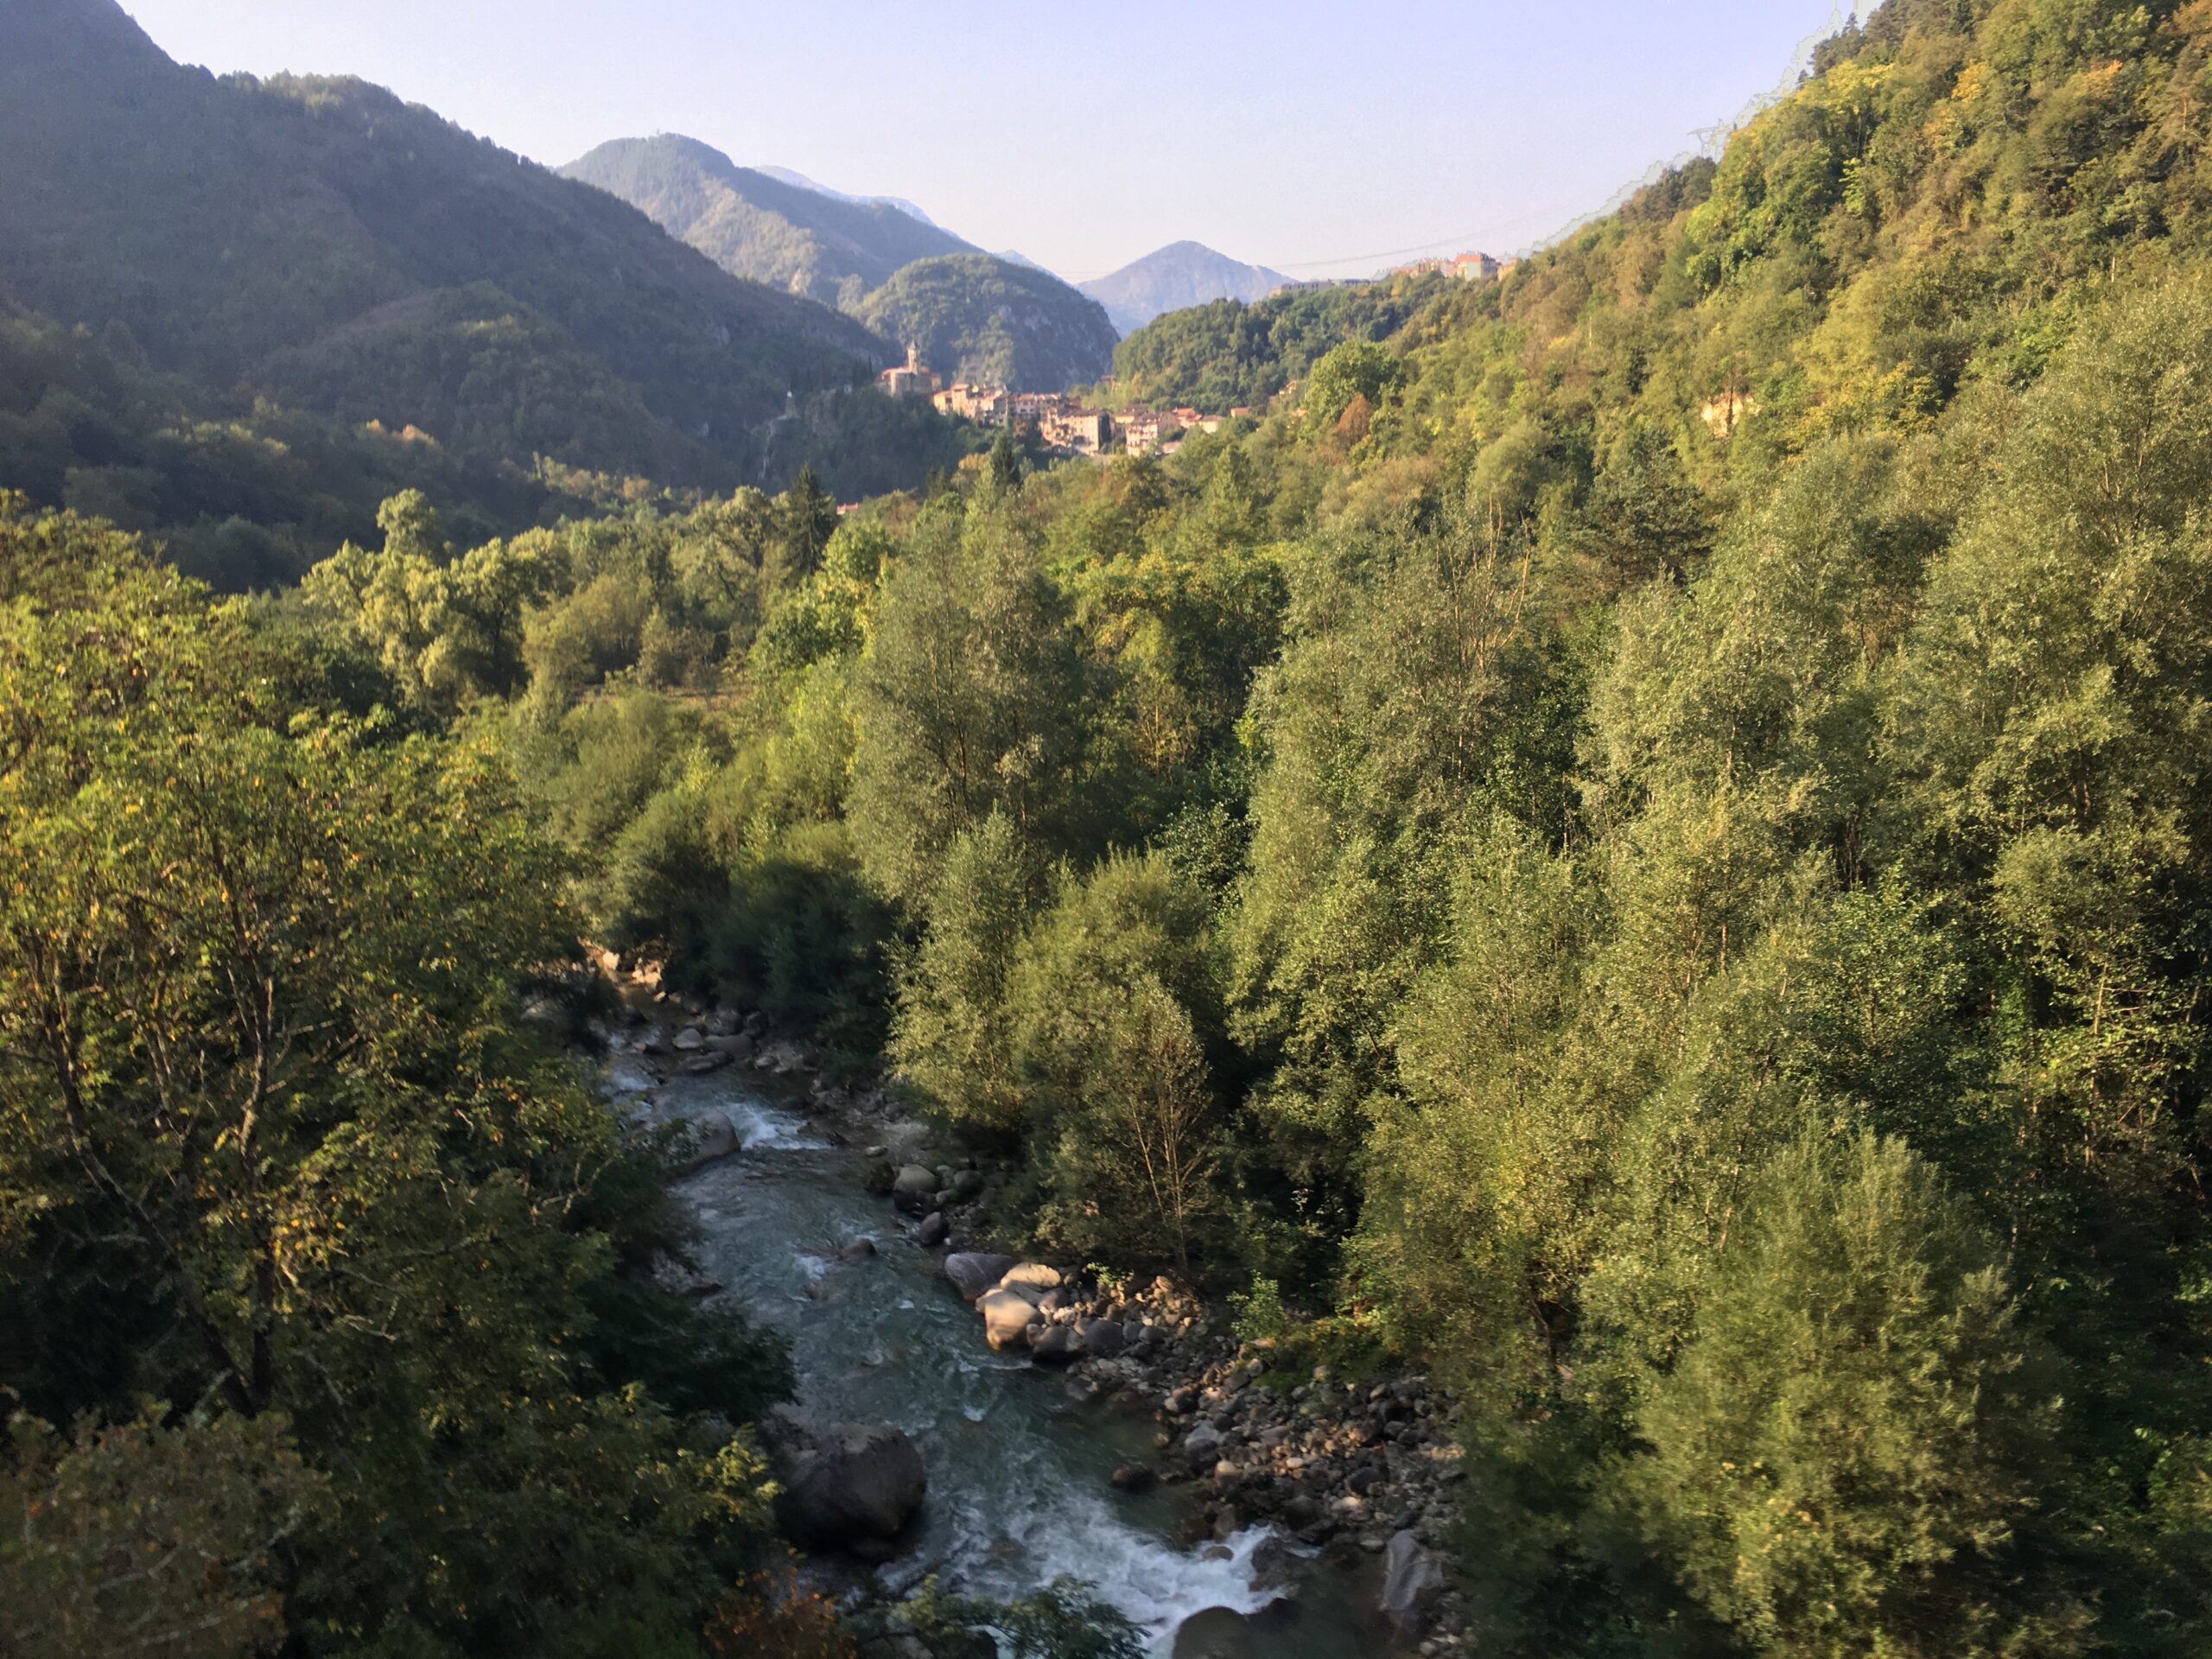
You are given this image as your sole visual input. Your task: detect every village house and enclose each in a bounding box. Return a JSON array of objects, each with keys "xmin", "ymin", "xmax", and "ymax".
[
  {"xmin": 1389, "ymin": 251, "xmax": 1503, "ymax": 283},
  {"xmin": 933, "ymin": 382, "xmax": 1010, "ymax": 426},
  {"xmin": 1039, "ymin": 405, "xmax": 1112, "ymax": 455},
  {"xmin": 1123, "ymin": 412, "xmax": 1166, "ymax": 455}
]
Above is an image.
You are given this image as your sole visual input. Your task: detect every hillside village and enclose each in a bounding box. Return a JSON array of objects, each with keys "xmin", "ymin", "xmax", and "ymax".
[
  {"xmin": 878, "ymin": 246, "xmax": 1509, "ymax": 455},
  {"xmin": 880, "ymin": 344, "xmax": 1263, "ymax": 457}
]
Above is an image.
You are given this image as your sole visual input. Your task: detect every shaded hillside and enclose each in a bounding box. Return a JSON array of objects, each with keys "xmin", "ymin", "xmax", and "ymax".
[
  {"xmin": 1080, "ymin": 240, "xmax": 1292, "ymax": 334},
  {"xmin": 0, "ymin": 0, "xmax": 891, "ymax": 493},
  {"xmin": 563, "ymin": 136, "xmax": 978, "ymax": 308},
  {"xmin": 857, "ymin": 254, "xmax": 1120, "ymax": 392}
]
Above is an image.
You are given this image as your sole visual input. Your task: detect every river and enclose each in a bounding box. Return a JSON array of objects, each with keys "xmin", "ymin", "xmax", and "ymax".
[{"xmin": 610, "ymin": 1057, "xmax": 1386, "ymax": 1658}]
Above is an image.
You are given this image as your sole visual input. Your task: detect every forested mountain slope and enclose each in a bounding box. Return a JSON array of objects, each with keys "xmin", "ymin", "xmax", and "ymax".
[
  {"xmin": 0, "ymin": 1, "xmax": 894, "ymax": 497},
  {"xmin": 563, "ymin": 135, "xmax": 980, "ymax": 308},
  {"xmin": 570, "ymin": 139, "xmax": 1117, "ymax": 391},
  {"xmin": 855, "ymin": 254, "xmax": 1121, "ymax": 391}
]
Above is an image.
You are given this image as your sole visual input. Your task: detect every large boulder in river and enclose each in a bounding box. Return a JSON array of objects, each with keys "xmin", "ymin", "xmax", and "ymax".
[
  {"xmin": 1173, "ymin": 1608, "xmax": 1258, "ymax": 1659},
  {"xmin": 1077, "ymin": 1318, "xmax": 1127, "ymax": 1357},
  {"xmin": 672, "ymin": 1026, "xmax": 706, "ymax": 1052},
  {"xmin": 1380, "ymin": 1529, "xmax": 1446, "ymax": 1636},
  {"xmin": 978, "ymin": 1288, "xmax": 1040, "ymax": 1352},
  {"xmin": 681, "ymin": 1111, "xmax": 741, "ymax": 1171},
  {"xmin": 892, "ymin": 1165, "xmax": 939, "ymax": 1215},
  {"xmin": 778, "ymin": 1424, "xmax": 926, "ymax": 1551},
  {"xmin": 943, "ymin": 1252, "xmax": 1016, "ymax": 1301},
  {"xmin": 917, "ymin": 1211, "xmax": 949, "ymax": 1248}
]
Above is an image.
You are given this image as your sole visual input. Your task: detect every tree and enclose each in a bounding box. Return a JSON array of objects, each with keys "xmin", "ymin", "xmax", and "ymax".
[
  {"xmin": 849, "ymin": 497, "xmax": 1091, "ymax": 907},
  {"xmin": 0, "ymin": 1409, "xmax": 328, "ymax": 1659},
  {"xmin": 1007, "ymin": 852, "xmax": 1226, "ymax": 1267},
  {"xmin": 1627, "ymin": 1132, "xmax": 2080, "ymax": 1657},
  {"xmin": 887, "ymin": 811, "xmax": 1040, "ymax": 1133},
  {"xmin": 769, "ymin": 466, "xmax": 840, "ymax": 594}
]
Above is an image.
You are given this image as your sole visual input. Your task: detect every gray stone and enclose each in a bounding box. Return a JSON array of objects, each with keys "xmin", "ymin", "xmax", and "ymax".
[
  {"xmin": 672, "ymin": 1026, "xmax": 706, "ymax": 1052},
  {"xmin": 891, "ymin": 1165, "xmax": 938, "ymax": 1215},
  {"xmin": 1184, "ymin": 1423, "xmax": 1225, "ymax": 1471},
  {"xmin": 1381, "ymin": 1529, "xmax": 1447, "ymax": 1637},
  {"xmin": 1030, "ymin": 1324, "xmax": 1083, "ymax": 1364},
  {"xmin": 950, "ymin": 1168, "xmax": 986, "ymax": 1198},
  {"xmin": 681, "ymin": 1111, "xmax": 741, "ymax": 1171},
  {"xmin": 942, "ymin": 1252, "xmax": 1017, "ymax": 1301},
  {"xmin": 778, "ymin": 1424, "xmax": 925, "ymax": 1552},
  {"xmin": 680, "ymin": 1049, "xmax": 732, "ymax": 1074},
  {"xmin": 1077, "ymin": 1319, "xmax": 1127, "ymax": 1357},
  {"xmin": 1109, "ymin": 1463, "xmax": 1157, "ymax": 1493},
  {"xmin": 917, "ymin": 1211, "xmax": 949, "ymax": 1248},
  {"xmin": 979, "ymin": 1288, "xmax": 1039, "ymax": 1352},
  {"xmin": 706, "ymin": 1031, "xmax": 755, "ymax": 1059}
]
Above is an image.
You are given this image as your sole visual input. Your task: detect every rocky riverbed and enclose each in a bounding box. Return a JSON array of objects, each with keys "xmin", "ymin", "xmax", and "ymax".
[{"xmin": 584, "ymin": 959, "xmax": 1470, "ymax": 1656}]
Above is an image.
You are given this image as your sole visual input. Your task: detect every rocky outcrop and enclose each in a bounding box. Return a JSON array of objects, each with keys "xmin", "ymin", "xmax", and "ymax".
[{"xmin": 777, "ymin": 1423, "xmax": 927, "ymax": 1554}]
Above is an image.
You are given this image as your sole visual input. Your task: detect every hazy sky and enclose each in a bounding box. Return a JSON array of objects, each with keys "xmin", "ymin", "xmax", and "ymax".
[{"xmin": 122, "ymin": 2, "xmax": 1851, "ymax": 281}]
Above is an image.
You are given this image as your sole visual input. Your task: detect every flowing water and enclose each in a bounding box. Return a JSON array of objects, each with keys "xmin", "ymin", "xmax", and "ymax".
[{"xmin": 611, "ymin": 1058, "xmax": 1386, "ymax": 1658}]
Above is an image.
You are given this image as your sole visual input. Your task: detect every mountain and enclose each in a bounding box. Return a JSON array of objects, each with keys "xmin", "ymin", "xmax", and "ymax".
[
  {"xmin": 0, "ymin": 0, "xmax": 892, "ymax": 505},
  {"xmin": 563, "ymin": 137, "xmax": 978, "ymax": 308},
  {"xmin": 1078, "ymin": 241, "xmax": 1292, "ymax": 335},
  {"xmin": 569, "ymin": 136, "xmax": 1114, "ymax": 391},
  {"xmin": 856, "ymin": 255, "xmax": 1119, "ymax": 393},
  {"xmin": 753, "ymin": 165, "xmax": 944, "ymax": 231}
]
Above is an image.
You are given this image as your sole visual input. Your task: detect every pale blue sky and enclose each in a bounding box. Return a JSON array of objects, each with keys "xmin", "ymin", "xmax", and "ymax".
[{"xmin": 122, "ymin": 2, "xmax": 1852, "ymax": 281}]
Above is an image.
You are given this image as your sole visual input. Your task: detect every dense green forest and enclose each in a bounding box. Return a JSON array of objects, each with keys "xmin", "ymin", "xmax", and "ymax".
[
  {"xmin": 1106, "ymin": 270, "xmax": 1455, "ymax": 412},
  {"xmin": 12, "ymin": 0, "xmax": 2212, "ymax": 1656}
]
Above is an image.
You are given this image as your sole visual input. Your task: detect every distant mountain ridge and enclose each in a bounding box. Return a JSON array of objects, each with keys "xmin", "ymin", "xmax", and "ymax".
[
  {"xmin": 569, "ymin": 134, "xmax": 1115, "ymax": 391},
  {"xmin": 1080, "ymin": 241, "xmax": 1293, "ymax": 334},
  {"xmin": 563, "ymin": 137, "xmax": 979, "ymax": 308},
  {"xmin": 753, "ymin": 165, "xmax": 944, "ymax": 231}
]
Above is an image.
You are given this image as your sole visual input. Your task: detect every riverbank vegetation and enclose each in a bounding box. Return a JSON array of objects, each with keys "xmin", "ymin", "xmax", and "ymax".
[{"xmin": 11, "ymin": 0, "xmax": 2212, "ymax": 1654}]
